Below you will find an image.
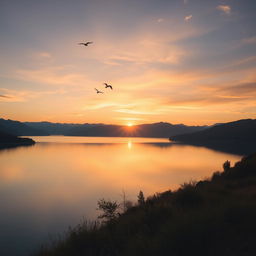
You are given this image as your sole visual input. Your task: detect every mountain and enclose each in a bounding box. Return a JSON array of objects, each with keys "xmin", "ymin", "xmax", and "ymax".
[
  {"xmin": 171, "ymin": 119, "xmax": 256, "ymax": 142},
  {"xmin": 24, "ymin": 121, "xmax": 83, "ymax": 135},
  {"xmin": 0, "ymin": 118, "xmax": 49, "ymax": 136},
  {"xmin": 170, "ymin": 119, "xmax": 256, "ymax": 154},
  {"xmin": 1, "ymin": 118, "xmax": 207, "ymax": 138},
  {"xmin": 0, "ymin": 130, "xmax": 35, "ymax": 148},
  {"xmin": 65, "ymin": 122, "xmax": 207, "ymax": 138}
]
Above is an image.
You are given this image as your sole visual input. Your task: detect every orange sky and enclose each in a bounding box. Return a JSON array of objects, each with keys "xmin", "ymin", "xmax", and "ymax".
[{"xmin": 0, "ymin": 0, "xmax": 256, "ymax": 125}]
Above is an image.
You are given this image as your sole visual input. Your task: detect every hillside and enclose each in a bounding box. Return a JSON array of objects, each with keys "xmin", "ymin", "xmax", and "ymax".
[
  {"xmin": 35, "ymin": 153, "xmax": 256, "ymax": 256},
  {"xmin": 0, "ymin": 130, "xmax": 35, "ymax": 148},
  {"xmin": 0, "ymin": 118, "xmax": 49, "ymax": 136},
  {"xmin": 24, "ymin": 121, "xmax": 83, "ymax": 135},
  {"xmin": 170, "ymin": 119, "xmax": 256, "ymax": 154}
]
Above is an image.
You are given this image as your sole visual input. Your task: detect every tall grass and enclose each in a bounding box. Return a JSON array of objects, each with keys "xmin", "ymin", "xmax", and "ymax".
[{"xmin": 34, "ymin": 153, "xmax": 256, "ymax": 256}]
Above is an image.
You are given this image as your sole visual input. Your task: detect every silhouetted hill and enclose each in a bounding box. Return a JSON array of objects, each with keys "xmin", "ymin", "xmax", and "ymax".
[
  {"xmin": 25, "ymin": 121, "xmax": 83, "ymax": 135},
  {"xmin": 170, "ymin": 119, "xmax": 256, "ymax": 154},
  {"xmin": 0, "ymin": 130, "xmax": 35, "ymax": 148},
  {"xmin": 66, "ymin": 122, "xmax": 207, "ymax": 138},
  {"xmin": 35, "ymin": 153, "xmax": 256, "ymax": 256},
  {"xmin": 1, "ymin": 118, "xmax": 207, "ymax": 138},
  {"xmin": 0, "ymin": 118, "xmax": 49, "ymax": 136}
]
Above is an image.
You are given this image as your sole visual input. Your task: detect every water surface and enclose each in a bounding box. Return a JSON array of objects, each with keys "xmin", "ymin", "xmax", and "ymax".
[{"xmin": 0, "ymin": 136, "xmax": 242, "ymax": 255}]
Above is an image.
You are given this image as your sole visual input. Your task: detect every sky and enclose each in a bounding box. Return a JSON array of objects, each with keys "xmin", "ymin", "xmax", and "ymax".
[{"xmin": 0, "ymin": 0, "xmax": 256, "ymax": 125}]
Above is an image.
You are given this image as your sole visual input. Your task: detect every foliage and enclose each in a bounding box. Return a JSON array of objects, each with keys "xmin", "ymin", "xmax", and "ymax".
[
  {"xmin": 223, "ymin": 160, "xmax": 231, "ymax": 172},
  {"xmin": 137, "ymin": 190, "xmax": 145, "ymax": 205},
  {"xmin": 97, "ymin": 199, "xmax": 119, "ymax": 222},
  {"xmin": 34, "ymin": 153, "xmax": 256, "ymax": 256}
]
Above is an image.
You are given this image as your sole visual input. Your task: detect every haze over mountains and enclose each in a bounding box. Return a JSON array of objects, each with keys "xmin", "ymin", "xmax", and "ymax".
[{"xmin": 0, "ymin": 118, "xmax": 207, "ymax": 138}]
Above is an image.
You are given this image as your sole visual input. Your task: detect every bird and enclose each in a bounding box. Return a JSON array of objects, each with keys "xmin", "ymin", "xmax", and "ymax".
[
  {"xmin": 78, "ymin": 42, "xmax": 93, "ymax": 46},
  {"xmin": 104, "ymin": 83, "xmax": 113, "ymax": 90},
  {"xmin": 95, "ymin": 88, "xmax": 104, "ymax": 94}
]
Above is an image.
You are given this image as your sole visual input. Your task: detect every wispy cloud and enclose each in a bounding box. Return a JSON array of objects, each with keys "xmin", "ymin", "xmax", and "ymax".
[
  {"xmin": 184, "ymin": 15, "xmax": 192, "ymax": 22},
  {"xmin": 0, "ymin": 94, "xmax": 10, "ymax": 98},
  {"xmin": 37, "ymin": 52, "xmax": 52, "ymax": 59},
  {"xmin": 242, "ymin": 36, "xmax": 256, "ymax": 45},
  {"xmin": 217, "ymin": 5, "xmax": 231, "ymax": 15},
  {"xmin": 0, "ymin": 88, "xmax": 64, "ymax": 102},
  {"xmin": 117, "ymin": 117, "xmax": 145, "ymax": 121},
  {"xmin": 115, "ymin": 109, "xmax": 157, "ymax": 115},
  {"xmin": 16, "ymin": 67, "xmax": 91, "ymax": 87}
]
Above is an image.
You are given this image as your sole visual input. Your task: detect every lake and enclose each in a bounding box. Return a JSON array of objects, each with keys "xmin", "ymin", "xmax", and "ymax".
[{"xmin": 0, "ymin": 136, "xmax": 242, "ymax": 255}]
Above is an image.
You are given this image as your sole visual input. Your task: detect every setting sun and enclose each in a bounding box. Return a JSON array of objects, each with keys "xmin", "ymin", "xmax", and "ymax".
[{"xmin": 127, "ymin": 123, "xmax": 133, "ymax": 127}]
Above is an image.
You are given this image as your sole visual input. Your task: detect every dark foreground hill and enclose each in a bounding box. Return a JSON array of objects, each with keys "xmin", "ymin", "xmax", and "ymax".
[
  {"xmin": 170, "ymin": 119, "xmax": 256, "ymax": 155},
  {"xmin": 35, "ymin": 153, "xmax": 256, "ymax": 256},
  {"xmin": 0, "ymin": 130, "xmax": 35, "ymax": 148}
]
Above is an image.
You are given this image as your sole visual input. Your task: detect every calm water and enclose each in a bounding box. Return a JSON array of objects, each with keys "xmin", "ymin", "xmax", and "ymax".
[{"xmin": 0, "ymin": 136, "xmax": 242, "ymax": 255}]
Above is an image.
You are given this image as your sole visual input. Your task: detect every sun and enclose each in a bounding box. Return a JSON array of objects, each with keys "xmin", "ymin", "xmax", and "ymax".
[{"xmin": 127, "ymin": 122, "xmax": 133, "ymax": 127}]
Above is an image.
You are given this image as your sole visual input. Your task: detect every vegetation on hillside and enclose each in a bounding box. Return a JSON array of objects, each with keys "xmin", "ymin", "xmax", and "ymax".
[{"xmin": 35, "ymin": 153, "xmax": 256, "ymax": 256}]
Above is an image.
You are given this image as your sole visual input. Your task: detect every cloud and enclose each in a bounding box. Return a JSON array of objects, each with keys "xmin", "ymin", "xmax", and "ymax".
[
  {"xmin": 0, "ymin": 88, "xmax": 64, "ymax": 102},
  {"xmin": 117, "ymin": 117, "xmax": 145, "ymax": 121},
  {"xmin": 183, "ymin": 0, "xmax": 188, "ymax": 5},
  {"xmin": 242, "ymin": 36, "xmax": 256, "ymax": 45},
  {"xmin": 37, "ymin": 52, "xmax": 52, "ymax": 59},
  {"xmin": 115, "ymin": 109, "xmax": 157, "ymax": 115},
  {"xmin": 184, "ymin": 15, "xmax": 192, "ymax": 22},
  {"xmin": 16, "ymin": 67, "xmax": 91, "ymax": 87},
  {"xmin": 0, "ymin": 94, "xmax": 10, "ymax": 98},
  {"xmin": 220, "ymin": 82, "xmax": 256, "ymax": 95},
  {"xmin": 217, "ymin": 5, "xmax": 231, "ymax": 15}
]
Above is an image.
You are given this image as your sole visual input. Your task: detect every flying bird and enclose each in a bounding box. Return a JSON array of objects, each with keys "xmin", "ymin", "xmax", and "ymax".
[
  {"xmin": 78, "ymin": 42, "xmax": 93, "ymax": 46},
  {"xmin": 95, "ymin": 88, "xmax": 104, "ymax": 94},
  {"xmin": 104, "ymin": 83, "xmax": 113, "ymax": 90}
]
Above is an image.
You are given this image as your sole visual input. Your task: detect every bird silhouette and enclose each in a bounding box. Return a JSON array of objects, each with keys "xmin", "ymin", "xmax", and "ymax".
[
  {"xmin": 78, "ymin": 42, "xmax": 93, "ymax": 46},
  {"xmin": 95, "ymin": 88, "xmax": 104, "ymax": 94},
  {"xmin": 104, "ymin": 83, "xmax": 113, "ymax": 90}
]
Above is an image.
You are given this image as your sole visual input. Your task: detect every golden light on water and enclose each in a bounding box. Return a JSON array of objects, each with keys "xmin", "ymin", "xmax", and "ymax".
[{"xmin": 127, "ymin": 141, "xmax": 132, "ymax": 149}]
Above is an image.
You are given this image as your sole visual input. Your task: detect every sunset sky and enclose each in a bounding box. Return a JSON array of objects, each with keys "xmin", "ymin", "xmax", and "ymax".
[{"xmin": 0, "ymin": 0, "xmax": 255, "ymax": 125}]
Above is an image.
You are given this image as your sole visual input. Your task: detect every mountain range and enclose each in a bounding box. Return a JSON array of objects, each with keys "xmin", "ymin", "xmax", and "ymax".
[{"xmin": 0, "ymin": 118, "xmax": 207, "ymax": 138}]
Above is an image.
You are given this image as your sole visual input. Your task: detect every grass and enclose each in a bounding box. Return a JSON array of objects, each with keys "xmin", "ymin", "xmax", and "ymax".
[{"xmin": 34, "ymin": 153, "xmax": 256, "ymax": 256}]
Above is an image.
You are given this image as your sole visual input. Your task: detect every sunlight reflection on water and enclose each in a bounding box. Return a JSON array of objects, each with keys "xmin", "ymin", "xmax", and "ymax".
[{"xmin": 0, "ymin": 136, "xmax": 242, "ymax": 255}]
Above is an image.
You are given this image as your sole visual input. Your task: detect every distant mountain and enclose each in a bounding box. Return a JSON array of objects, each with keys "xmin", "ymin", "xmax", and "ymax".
[
  {"xmin": 24, "ymin": 121, "xmax": 83, "ymax": 135},
  {"xmin": 0, "ymin": 118, "xmax": 49, "ymax": 136},
  {"xmin": 0, "ymin": 130, "xmax": 35, "ymax": 148},
  {"xmin": 0, "ymin": 118, "xmax": 207, "ymax": 138},
  {"xmin": 170, "ymin": 119, "xmax": 256, "ymax": 155},
  {"xmin": 65, "ymin": 122, "xmax": 207, "ymax": 138}
]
